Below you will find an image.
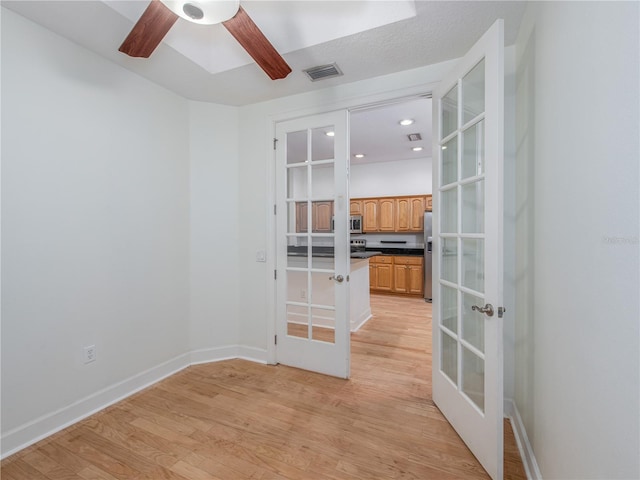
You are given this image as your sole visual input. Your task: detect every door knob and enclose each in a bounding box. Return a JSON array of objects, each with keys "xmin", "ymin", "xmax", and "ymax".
[
  {"xmin": 330, "ymin": 274, "xmax": 344, "ymax": 283},
  {"xmin": 472, "ymin": 303, "xmax": 494, "ymax": 317}
]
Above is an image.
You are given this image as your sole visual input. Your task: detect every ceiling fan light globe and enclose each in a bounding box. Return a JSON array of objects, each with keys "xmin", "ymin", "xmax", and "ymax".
[{"xmin": 161, "ymin": 0, "xmax": 240, "ymax": 25}]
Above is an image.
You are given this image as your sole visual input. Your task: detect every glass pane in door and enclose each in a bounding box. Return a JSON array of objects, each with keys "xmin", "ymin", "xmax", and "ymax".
[
  {"xmin": 462, "ymin": 238, "xmax": 484, "ymax": 293},
  {"xmin": 462, "ymin": 120, "xmax": 484, "ymax": 178},
  {"xmin": 441, "ymin": 332, "xmax": 458, "ymax": 384},
  {"xmin": 461, "ymin": 180, "xmax": 484, "ymax": 234},
  {"xmin": 441, "ymin": 187, "xmax": 458, "ymax": 234},
  {"xmin": 441, "ymin": 284, "xmax": 458, "ymax": 333},
  {"xmin": 442, "ymin": 85, "xmax": 458, "ymax": 139},
  {"xmin": 462, "ymin": 292, "xmax": 485, "ymax": 352},
  {"xmin": 286, "ymin": 130, "xmax": 307, "ymax": 165},
  {"xmin": 312, "ymin": 126, "xmax": 335, "ymax": 161},
  {"xmin": 462, "ymin": 346, "xmax": 485, "ymax": 412},
  {"xmin": 462, "ymin": 59, "xmax": 485, "ymax": 124},
  {"xmin": 442, "ymin": 137, "xmax": 458, "ymax": 186}
]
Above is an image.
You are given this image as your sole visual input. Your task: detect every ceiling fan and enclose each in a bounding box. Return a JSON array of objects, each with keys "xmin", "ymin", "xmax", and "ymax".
[{"xmin": 118, "ymin": 0, "xmax": 292, "ymax": 80}]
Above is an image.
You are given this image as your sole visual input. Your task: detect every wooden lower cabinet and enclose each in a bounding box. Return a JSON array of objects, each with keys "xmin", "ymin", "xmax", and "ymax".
[
  {"xmin": 393, "ymin": 256, "xmax": 424, "ymax": 295},
  {"xmin": 370, "ymin": 255, "xmax": 424, "ymax": 296},
  {"xmin": 369, "ymin": 256, "xmax": 393, "ymax": 292}
]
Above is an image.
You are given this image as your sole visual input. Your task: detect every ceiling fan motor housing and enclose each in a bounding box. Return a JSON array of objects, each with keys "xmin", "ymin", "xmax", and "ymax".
[{"xmin": 161, "ymin": 0, "xmax": 239, "ymax": 25}]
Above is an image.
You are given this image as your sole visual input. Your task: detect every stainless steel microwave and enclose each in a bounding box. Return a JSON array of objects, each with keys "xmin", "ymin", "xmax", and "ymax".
[{"xmin": 350, "ymin": 215, "xmax": 363, "ymax": 234}]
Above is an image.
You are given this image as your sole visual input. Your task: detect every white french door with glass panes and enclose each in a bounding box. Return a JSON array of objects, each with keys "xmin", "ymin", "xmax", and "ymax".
[
  {"xmin": 432, "ymin": 20, "xmax": 505, "ymax": 480},
  {"xmin": 274, "ymin": 110, "xmax": 350, "ymax": 379}
]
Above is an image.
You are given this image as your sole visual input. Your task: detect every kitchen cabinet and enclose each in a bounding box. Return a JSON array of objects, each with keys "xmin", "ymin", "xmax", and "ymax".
[
  {"xmin": 370, "ymin": 255, "xmax": 424, "ymax": 296},
  {"xmin": 425, "ymin": 195, "xmax": 433, "ymax": 212},
  {"xmin": 396, "ymin": 196, "xmax": 426, "ymax": 232},
  {"xmin": 354, "ymin": 194, "xmax": 430, "ymax": 232},
  {"xmin": 350, "ymin": 200, "xmax": 363, "ymax": 216},
  {"xmin": 296, "ymin": 201, "xmax": 333, "ymax": 233},
  {"xmin": 362, "ymin": 199, "xmax": 379, "ymax": 232},
  {"xmin": 369, "ymin": 255, "xmax": 393, "ymax": 292},
  {"xmin": 378, "ymin": 198, "xmax": 396, "ymax": 231},
  {"xmin": 393, "ymin": 256, "xmax": 424, "ymax": 295}
]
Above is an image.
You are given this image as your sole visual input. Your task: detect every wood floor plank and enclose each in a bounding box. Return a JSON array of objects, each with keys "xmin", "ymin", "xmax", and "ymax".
[{"xmin": 1, "ymin": 294, "xmax": 526, "ymax": 480}]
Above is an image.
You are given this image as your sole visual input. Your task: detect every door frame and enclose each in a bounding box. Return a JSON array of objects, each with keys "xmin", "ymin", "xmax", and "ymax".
[
  {"xmin": 265, "ymin": 89, "xmax": 438, "ymax": 365},
  {"xmin": 265, "ymin": 89, "xmax": 439, "ymax": 366}
]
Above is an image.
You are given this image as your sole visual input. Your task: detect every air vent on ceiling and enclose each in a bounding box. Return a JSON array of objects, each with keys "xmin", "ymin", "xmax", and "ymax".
[
  {"xmin": 303, "ymin": 63, "xmax": 343, "ymax": 82},
  {"xmin": 407, "ymin": 133, "xmax": 422, "ymax": 141}
]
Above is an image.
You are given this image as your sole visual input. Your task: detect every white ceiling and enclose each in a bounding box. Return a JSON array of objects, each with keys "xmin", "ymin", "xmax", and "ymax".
[
  {"xmin": 2, "ymin": 1, "xmax": 525, "ymax": 106},
  {"xmin": 2, "ymin": 1, "xmax": 524, "ymax": 164},
  {"xmin": 350, "ymin": 97, "xmax": 432, "ymax": 165}
]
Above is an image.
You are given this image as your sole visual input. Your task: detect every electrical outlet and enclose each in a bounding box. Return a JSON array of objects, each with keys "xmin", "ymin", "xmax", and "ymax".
[{"xmin": 83, "ymin": 345, "xmax": 96, "ymax": 364}]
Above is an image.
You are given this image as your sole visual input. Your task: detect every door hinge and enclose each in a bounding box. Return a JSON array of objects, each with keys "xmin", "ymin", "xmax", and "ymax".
[
  {"xmin": 274, "ymin": 204, "xmax": 276, "ymax": 215},
  {"xmin": 274, "ymin": 270, "xmax": 277, "ymax": 280},
  {"xmin": 273, "ymin": 138, "xmax": 278, "ymax": 150},
  {"xmin": 274, "ymin": 335, "xmax": 277, "ymax": 345}
]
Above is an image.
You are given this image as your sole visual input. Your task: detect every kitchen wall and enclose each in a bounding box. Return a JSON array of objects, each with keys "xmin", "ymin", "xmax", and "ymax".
[
  {"xmin": 514, "ymin": 2, "xmax": 639, "ymax": 478},
  {"xmin": 350, "ymin": 156, "xmax": 432, "ymax": 198},
  {"xmin": 0, "ymin": 8, "xmax": 236, "ymax": 455}
]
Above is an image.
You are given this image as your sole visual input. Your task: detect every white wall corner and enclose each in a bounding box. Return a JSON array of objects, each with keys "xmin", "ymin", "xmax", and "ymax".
[
  {"xmin": 237, "ymin": 346, "xmax": 268, "ymax": 364},
  {"xmin": 189, "ymin": 345, "xmax": 243, "ymax": 365},
  {"xmin": 504, "ymin": 398, "xmax": 543, "ymax": 480}
]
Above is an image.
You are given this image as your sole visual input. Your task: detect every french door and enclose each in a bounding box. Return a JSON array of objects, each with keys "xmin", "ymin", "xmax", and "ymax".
[
  {"xmin": 432, "ymin": 20, "xmax": 505, "ymax": 479},
  {"xmin": 274, "ymin": 110, "xmax": 350, "ymax": 378}
]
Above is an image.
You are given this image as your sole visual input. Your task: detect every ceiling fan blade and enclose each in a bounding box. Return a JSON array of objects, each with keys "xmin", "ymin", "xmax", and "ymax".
[
  {"xmin": 119, "ymin": 0, "xmax": 179, "ymax": 58},
  {"xmin": 222, "ymin": 7, "xmax": 292, "ymax": 80}
]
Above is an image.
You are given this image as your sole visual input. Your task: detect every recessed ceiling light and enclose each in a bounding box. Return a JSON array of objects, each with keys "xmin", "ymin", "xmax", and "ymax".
[
  {"xmin": 354, "ymin": 154, "xmax": 365, "ymax": 158},
  {"xmin": 400, "ymin": 119, "xmax": 414, "ymax": 126},
  {"xmin": 442, "ymin": 145, "xmax": 447, "ymax": 150},
  {"xmin": 412, "ymin": 146, "xmax": 423, "ymax": 152},
  {"xmin": 325, "ymin": 131, "xmax": 335, "ymax": 137}
]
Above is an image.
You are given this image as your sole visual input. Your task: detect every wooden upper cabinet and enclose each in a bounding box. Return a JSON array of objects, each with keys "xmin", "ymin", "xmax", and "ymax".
[
  {"xmin": 313, "ymin": 201, "xmax": 333, "ymax": 233},
  {"xmin": 296, "ymin": 202, "xmax": 308, "ymax": 233},
  {"xmin": 296, "ymin": 201, "xmax": 333, "ymax": 233},
  {"xmin": 354, "ymin": 194, "xmax": 430, "ymax": 232},
  {"xmin": 396, "ymin": 196, "xmax": 425, "ymax": 232},
  {"xmin": 350, "ymin": 200, "xmax": 363, "ymax": 216},
  {"xmin": 362, "ymin": 199, "xmax": 379, "ymax": 232},
  {"xmin": 378, "ymin": 198, "xmax": 395, "ymax": 231},
  {"xmin": 410, "ymin": 196, "xmax": 426, "ymax": 231},
  {"xmin": 425, "ymin": 195, "xmax": 433, "ymax": 212}
]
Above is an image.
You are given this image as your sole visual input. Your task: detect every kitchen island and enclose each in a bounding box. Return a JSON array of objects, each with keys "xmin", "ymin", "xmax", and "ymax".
[{"xmin": 286, "ymin": 249, "xmax": 380, "ymax": 332}]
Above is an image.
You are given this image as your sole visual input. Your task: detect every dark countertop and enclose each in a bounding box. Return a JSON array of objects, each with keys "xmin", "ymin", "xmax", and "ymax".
[
  {"xmin": 287, "ymin": 246, "xmax": 422, "ymax": 258},
  {"xmin": 365, "ymin": 247, "xmax": 423, "ymax": 256}
]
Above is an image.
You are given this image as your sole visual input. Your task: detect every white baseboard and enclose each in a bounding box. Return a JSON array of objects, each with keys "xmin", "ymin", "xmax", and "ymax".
[
  {"xmin": 504, "ymin": 398, "xmax": 543, "ymax": 480},
  {"xmin": 189, "ymin": 345, "xmax": 242, "ymax": 365},
  {"xmin": 351, "ymin": 310, "xmax": 372, "ymax": 332},
  {"xmin": 1, "ymin": 353, "xmax": 191, "ymax": 459},
  {"xmin": 2, "ymin": 345, "xmax": 267, "ymax": 459}
]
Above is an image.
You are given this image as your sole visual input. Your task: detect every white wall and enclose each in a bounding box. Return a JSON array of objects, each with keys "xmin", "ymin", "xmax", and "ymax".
[
  {"xmin": 1, "ymin": 8, "xmax": 191, "ymax": 453},
  {"xmin": 188, "ymin": 102, "xmax": 241, "ymax": 359},
  {"xmin": 350, "ymin": 157, "xmax": 432, "ymax": 198},
  {"xmin": 515, "ymin": 2, "xmax": 639, "ymax": 478}
]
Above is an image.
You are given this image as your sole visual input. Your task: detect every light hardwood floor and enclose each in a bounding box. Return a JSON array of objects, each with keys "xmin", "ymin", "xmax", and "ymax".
[{"xmin": 2, "ymin": 294, "xmax": 526, "ymax": 479}]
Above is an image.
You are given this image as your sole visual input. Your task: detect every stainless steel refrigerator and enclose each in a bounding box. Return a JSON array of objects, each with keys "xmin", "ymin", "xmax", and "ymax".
[{"xmin": 424, "ymin": 211, "xmax": 433, "ymax": 302}]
